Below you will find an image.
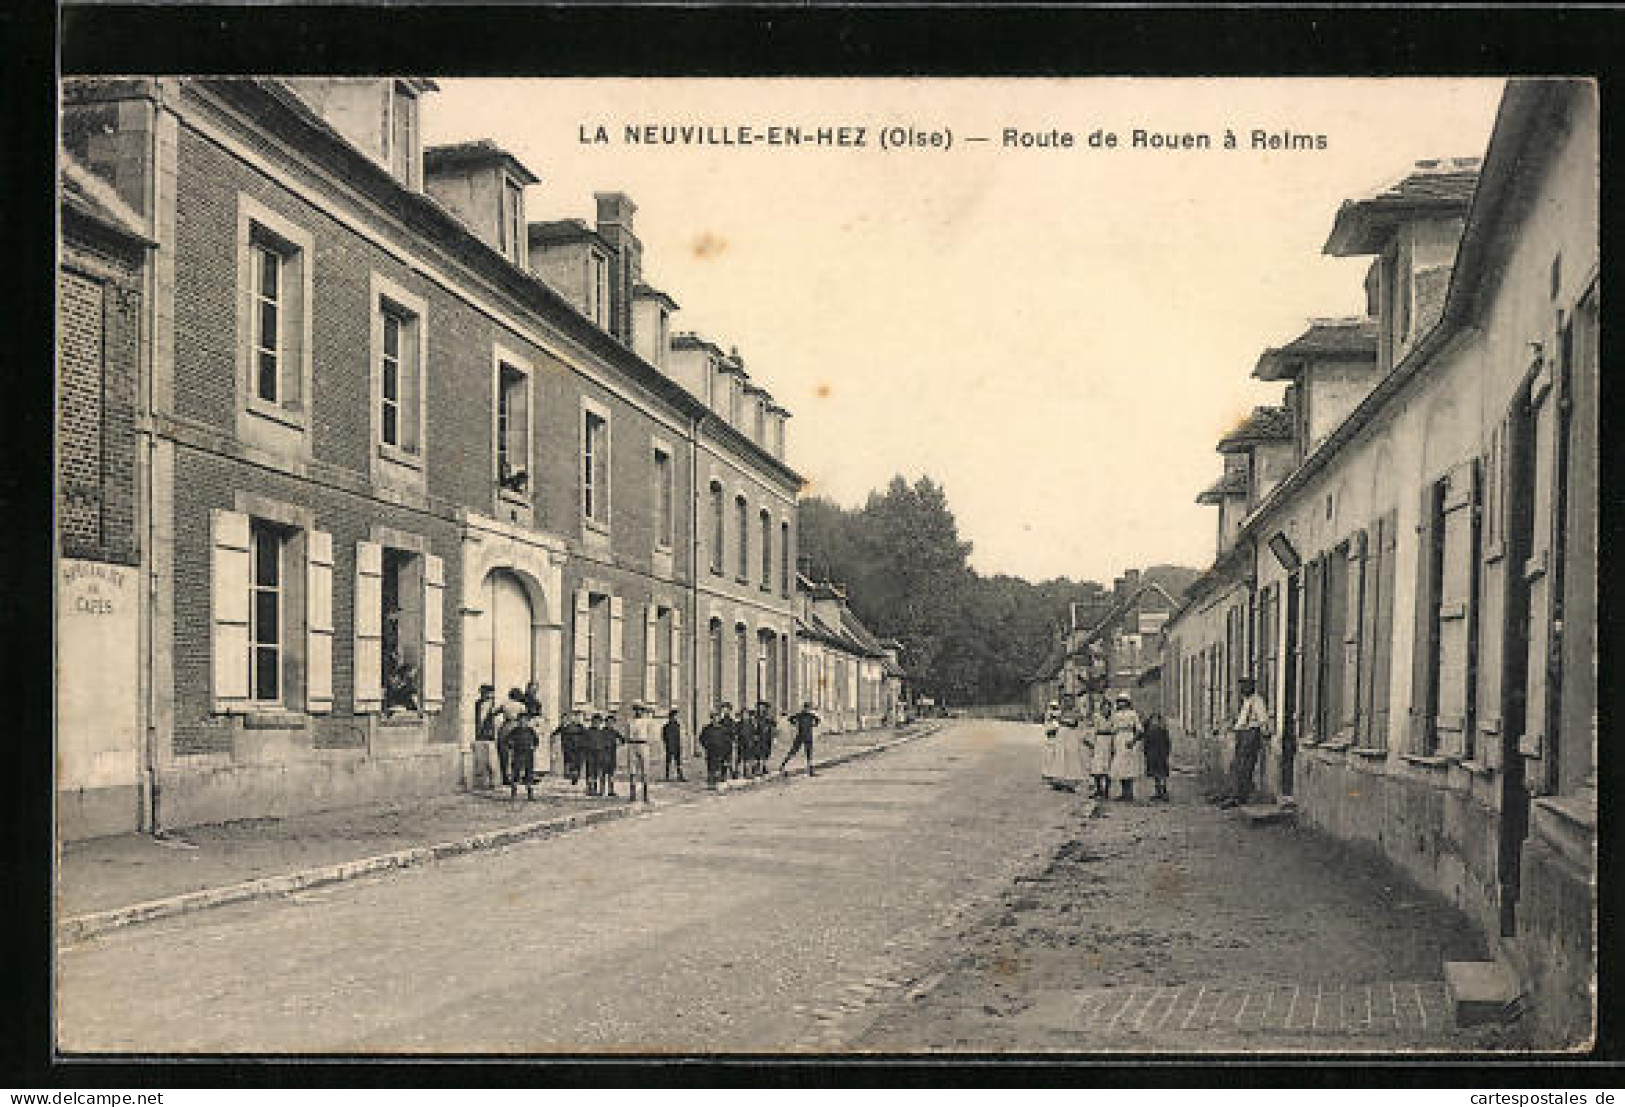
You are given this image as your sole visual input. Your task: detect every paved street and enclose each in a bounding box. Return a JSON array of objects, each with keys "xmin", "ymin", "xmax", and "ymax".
[
  {"xmin": 57, "ymin": 719, "xmax": 1508, "ymax": 1055},
  {"xmin": 57, "ymin": 720, "xmax": 1070, "ymax": 1054}
]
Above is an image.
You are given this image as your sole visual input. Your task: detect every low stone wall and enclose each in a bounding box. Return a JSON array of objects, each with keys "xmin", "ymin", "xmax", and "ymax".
[{"xmin": 155, "ymin": 746, "xmax": 464, "ymax": 832}]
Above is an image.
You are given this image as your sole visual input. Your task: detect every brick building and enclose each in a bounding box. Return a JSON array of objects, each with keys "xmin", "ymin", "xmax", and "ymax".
[
  {"xmin": 1160, "ymin": 81, "xmax": 1597, "ymax": 1045},
  {"xmin": 58, "ymin": 76, "xmax": 801, "ymax": 834}
]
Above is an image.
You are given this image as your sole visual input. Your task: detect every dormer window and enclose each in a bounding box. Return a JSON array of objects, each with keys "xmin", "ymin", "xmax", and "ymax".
[
  {"xmin": 500, "ymin": 176, "xmax": 525, "ymax": 266},
  {"xmin": 586, "ymin": 251, "xmax": 610, "ymax": 330},
  {"xmin": 388, "ymin": 82, "xmax": 419, "ymax": 189}
]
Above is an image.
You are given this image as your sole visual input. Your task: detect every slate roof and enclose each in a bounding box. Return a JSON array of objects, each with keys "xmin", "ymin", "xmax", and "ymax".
[
  {"xmin": 424, "ymin": 139, "xmax": 540, "ymax": 185},
  {"xmin": 1253, "ymin": 317, "xmax": 1379, "ymax": 380},
  {"xmin": 633, "ymin": 282, "xmax": 680, "ymax": 311},
  {"xmin": 1196, "ymin": 471, "xmax": 1247, "ymax": 504},
  {"xmin": 1076, "ymin": 581, "xmax": 1185, "ymax": 647},
  {"xmin": 1217, "ymin": 406, "xmax": 1295, "ymax": 452},
  {"xmin": 1324, "ymin": 157, "xmax": 1481, "ymax": 255}
]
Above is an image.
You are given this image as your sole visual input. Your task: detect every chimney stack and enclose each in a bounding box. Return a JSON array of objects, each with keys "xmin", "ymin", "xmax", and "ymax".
[{"xmin": 594, "ymin": 192, "xmax": 641, "ymax": 345}]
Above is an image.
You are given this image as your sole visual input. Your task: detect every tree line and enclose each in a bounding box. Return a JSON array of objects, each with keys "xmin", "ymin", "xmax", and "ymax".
[{"xmin": 797, "ymin": 475, "xmax": 1112, "ymax": 707}]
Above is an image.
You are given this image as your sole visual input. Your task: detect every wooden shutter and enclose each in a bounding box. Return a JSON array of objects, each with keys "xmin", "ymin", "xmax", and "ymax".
[
  {"xmin": 608, "ymin": 595, "xmax": 624, "ymax": 707},
  {"xmin": 353, "ymin": 540, "xmax": 383, "ymax": 713},
  {"xmin": 1340, "ymin": 532, "xmax": 1367, "ymax": 739},
  {"xmin": 643, "ymin": 603, "xmax": 659, "ymax": 705},
  {"xmin": 1519, "ymin": 363, "xmax": 1559, "ymax": 760},
  {"xmin": 422, "ymin": 553, "xmax": 445, "ymax": 713},
  {"xmin": 1300, "ymin": 557, "xmax": 1323, "ymax": 742},
  {"xmin": 305, "ymin": 529, "xmax": 334, "ymax": 714},
  {"xmin": 572, "ymin": 589, "xmax": 591, "ymax": 708},
  {"xmin": 1409, "ymin": 483, "xmax": 1441, "ymax": 753},
  {"xmin": 211, "ymin": 509, "xmax": 252, "ymax": 711},
  {"xmin": 1434, "ymin": 460, "xmax": 1481, "ymax": 757},
  {"xmin": 1370, "ymin": 511, "xmax": 1398, "ymax": 748},
  {"xmin": 1356, "ymin": 526, "xmax": 1380, "ymax": 745},
  {"xmin": 669, "ymin": 607, "xmax": 683, "ymax": 712}
]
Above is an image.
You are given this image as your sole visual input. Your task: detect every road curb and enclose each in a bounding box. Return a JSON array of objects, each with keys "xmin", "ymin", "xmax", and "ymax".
[
  {"xmin": 716, "ymin": 721, "xmax": 943, "ymax": 795},
  {"xmin": 60, "ymin": 722, "xmax": 946, "ymax": 944}
]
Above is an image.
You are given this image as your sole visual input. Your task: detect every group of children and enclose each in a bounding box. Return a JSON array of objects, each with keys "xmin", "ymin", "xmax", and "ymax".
[{"xmin": 1042, "ymin": 693, "xmax": 1173, "ymax": 803}]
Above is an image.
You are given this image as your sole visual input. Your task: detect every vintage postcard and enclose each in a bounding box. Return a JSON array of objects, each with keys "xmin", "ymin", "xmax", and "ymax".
[{"xmin": 54, "ymin": 74, "xmax": 1597, "ymax": 1056}]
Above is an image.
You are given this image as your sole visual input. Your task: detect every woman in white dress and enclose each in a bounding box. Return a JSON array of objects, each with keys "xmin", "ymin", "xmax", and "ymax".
[
  {"xmin": 1040, "ymin": 703, "xmax": 1065, "ymax": 787},
  {"xmin": 1109, "ymin": 693, "xmax": 1145, "ymax": 801},
  {"xmin": 1089, "ymin": 699, "xmax": 1116, "ymax": 799},
  {"xmin": 1053, "ymin": 711, "xmax": 1089, "ymax": 791}
]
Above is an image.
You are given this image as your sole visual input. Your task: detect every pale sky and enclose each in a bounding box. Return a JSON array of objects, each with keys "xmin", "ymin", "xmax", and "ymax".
[{"xmin": 423, "ymin": 78, "xmax": 1504, "ymax": 584}]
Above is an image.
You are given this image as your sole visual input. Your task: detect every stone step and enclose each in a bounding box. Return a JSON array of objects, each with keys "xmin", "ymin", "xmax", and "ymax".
[{"xmin": 1443, "ymin": 960, "xmax": 1522, "ymax": 1027}]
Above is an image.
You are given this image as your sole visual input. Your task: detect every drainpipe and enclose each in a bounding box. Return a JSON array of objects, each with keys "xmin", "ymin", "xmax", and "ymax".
[
  {"xmin": 688, "ymin": 412, "xmax": 703, "ymax": 752},
  {"xmin": 139, "ymin": 91, "xmax": 163, "ymax": 836}
]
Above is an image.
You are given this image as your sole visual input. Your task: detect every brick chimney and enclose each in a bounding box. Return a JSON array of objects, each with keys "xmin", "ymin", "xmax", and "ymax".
[{"xmin": 594, "ymin": 192, "xmax": 642, "ymax": 346}]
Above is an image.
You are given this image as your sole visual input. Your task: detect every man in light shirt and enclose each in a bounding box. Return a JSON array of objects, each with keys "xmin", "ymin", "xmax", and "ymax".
[
  {"xmin": 1221, "ymin": 676, "xmax": 1271, "ymax": 808},
  {"xmin": 624, "ymin": 702, "xmax": 657, "ymax": 804}
]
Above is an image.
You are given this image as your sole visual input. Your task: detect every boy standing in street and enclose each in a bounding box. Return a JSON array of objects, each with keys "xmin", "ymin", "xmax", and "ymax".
[
  {"xmin": 624, "ymin": 703, "xmax": 654, "ymax": 804},
  {"xmin": 598, "ymin": 712, "xmax": 621, "ymax": 797},
  {"xmin": 507, "ymin": 710, "xmax": 539, "ymax": 801},
  {"xmin": 781, "ymin": 702, "xmax": 820, "ymax": 777},
  {"xmin": 662, "ymin": 709, "xmax": 685, "ymax": 781},
  {"xmin": 472, "ymin": 684, "xmax": 499, "ymax": 790}
]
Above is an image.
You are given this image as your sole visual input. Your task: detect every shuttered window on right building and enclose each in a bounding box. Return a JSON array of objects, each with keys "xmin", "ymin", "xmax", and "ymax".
[{"xmin": 1410, "ymin": 459, "xmax": 1482, "ymax": 758}]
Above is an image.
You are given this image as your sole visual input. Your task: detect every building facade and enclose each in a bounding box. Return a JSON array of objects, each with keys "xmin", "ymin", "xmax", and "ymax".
[
  {"xmin": 1161, "ymin": 80, "xmax": 1597, "ymax": 1046},
  {"xmin": 56, "ymin": 155, "xmax": 154, "ymax": 840},
  {"xmin": 57, "ymin": 76, "xmax": 802, "ymax": 835}
]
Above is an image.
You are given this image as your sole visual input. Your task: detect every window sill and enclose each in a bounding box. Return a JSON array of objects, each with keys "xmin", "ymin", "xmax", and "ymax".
[
  {"xmin": 1350, "ymin": 746, "xmax": 1389, "ymax": 759},
  {"xmin": 1318, "ymin": 740, "xmax": 1353, "ymax": 752},
  {"xmin": 378, "ymin": 442, "xmax": 424, "ymax": 471},
  {"xmin": 379, "ymin": 711, "xmax": 425, "ymax": 727},
  {"xmin": 498, "ymin": 490, "xmax": 532, "ymax": 509},
  {"xmin": 1458, "ymin": 759, "xmax": 1495, "ymax": 777},
  {"xmin": 241, "ymin": 710, "xmax": 308, "ymax": 730},
  {"xmin": 1401, "ymin": 753, "xmax": 1448, "ymax": 769},
  {"xmin": 245, "ymin": 398, "xmax": 309, "ymax": 433},
  {"xmin": 583, "ymin": 517, "xmax": 611, "ymax": 537}
]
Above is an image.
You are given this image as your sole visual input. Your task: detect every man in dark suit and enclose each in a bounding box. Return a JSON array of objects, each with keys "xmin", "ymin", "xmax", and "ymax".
[
  {"xmin": 699, "ymin": 708, "xmax": 729, "ymax": 788},
  {"xmin": 662, "ymin": 709, "xmax": 685, "ymax": 781},
  {"xmin": 553, "ymin": 711, "xmax": 588, "ymax": 785}
]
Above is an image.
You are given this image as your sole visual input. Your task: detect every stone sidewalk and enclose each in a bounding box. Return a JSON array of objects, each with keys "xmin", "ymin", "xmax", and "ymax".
[
  {"xmin": 58, "ymin": 721, "xmax": 932, "ymax": 940},
  {"xmin": 852, "ymin": 768, "xmax": 1531, "ymax": 1053}
]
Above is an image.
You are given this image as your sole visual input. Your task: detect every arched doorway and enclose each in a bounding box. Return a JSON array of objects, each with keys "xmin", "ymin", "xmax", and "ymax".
[{"xmin": 473, "ymin": 568, "xmax": 535, "ymax": 697}]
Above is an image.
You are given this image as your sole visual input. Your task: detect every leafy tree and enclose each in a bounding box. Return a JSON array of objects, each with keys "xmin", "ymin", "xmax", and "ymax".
[{"xmin": 797, "ymin": 474, "xmax": 1134, "ymax": 704}]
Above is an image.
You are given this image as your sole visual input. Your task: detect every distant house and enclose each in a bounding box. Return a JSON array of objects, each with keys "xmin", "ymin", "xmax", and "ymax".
[
  {"xmin": 1067, "ymin": 569, "xmax": 1186, "ymax": 717},
  {"xmin": 794, "ymin": 574, "xmax": 894, "ymax": 732}
]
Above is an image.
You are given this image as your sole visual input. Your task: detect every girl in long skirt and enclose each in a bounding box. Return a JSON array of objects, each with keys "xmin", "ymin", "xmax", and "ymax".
[
  {"xmin": 1089, "ymin": 699, "xmax": 1116, "ymax": 799},
  {"xmin": 1109, "ymin": 694, "xmax": 1145, "ymax": 801},
  {"xmin": 1040, "ymin": 703, "xmax": 1066, "ymax": 788}
]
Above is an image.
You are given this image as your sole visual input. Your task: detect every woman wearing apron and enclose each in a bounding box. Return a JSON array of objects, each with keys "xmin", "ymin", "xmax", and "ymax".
[
  {"xmin": 1109, "ymin": 693, "xmax": 1145, "ymax": 801},
  {"xmin": 1090, "ymin": 698, "xmax": 1116, "ymax": 799},
  {"xmin": 1040, "ymin": 702, "xmax": 1066, "ymax": 788}
]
